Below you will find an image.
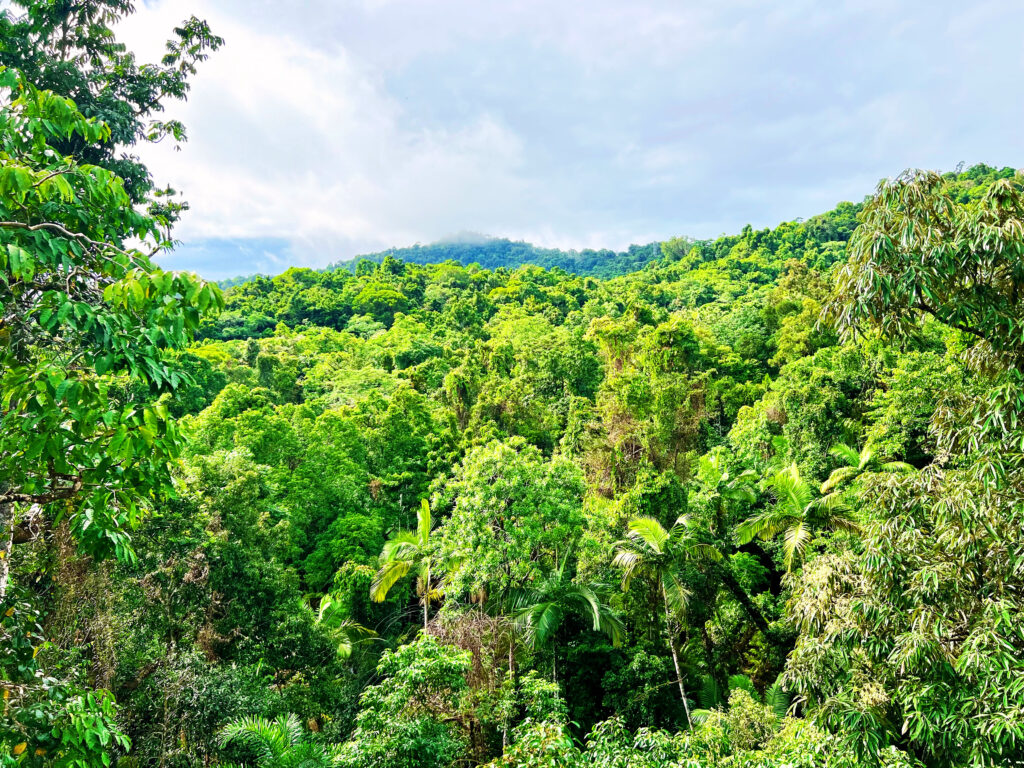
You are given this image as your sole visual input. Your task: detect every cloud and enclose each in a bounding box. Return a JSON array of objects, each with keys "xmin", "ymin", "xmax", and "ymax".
[{"xmin": 116, "ymin": 0, "xmax": 1024, "ymax": 279}]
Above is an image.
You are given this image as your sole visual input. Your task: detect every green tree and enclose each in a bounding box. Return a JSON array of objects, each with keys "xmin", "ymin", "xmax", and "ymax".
[
  {"xmin": 370, "ymin": 499, "xmax": 440, "ymax": 630},
  {"xmin": 0, "ymin": 68, "xmax": 222, "ymax": 595},
  {"xmin": 692, "ymin": 450, "xmax": 770, "ymax": 633},
  {"xmin": 437, "ymin": 439, "xmax": 585, "ymax": 600},
  {"xmin": 219, "ymin": 713, "xmax": 340, "ymax": 768},
  {"xmin": 737, "ymin": 463, "xmax": 856, "ymax": 571},
  {"xmin": 339, "ymin": 635, "xmax": 471, "ymax": 768},
  {"xmin": 313, "ymin": 591, "xmax": 378, "ymax": 660},
  {"xmin": 0, "ymin": 0, "xmax": 222, "ymax": 218},
  {"xmin": 695, "ymin": 449, "xmax": 757, "ymax": 538},
  {"xmin": 826, "ymin": 169, "xmax": 1024, "ymax": 368},
  {"xmin": 507, "ymin": 544, "xmax": 624, "ymax": 650},
  {"xmin": 505, "ymin": 543, "xmax": 624, "ymax": 691},
  {"xmin": 820, "ymin": 441, "xmax": 915, "ymax": 494},
  {"xmin": 612, "ymin": 515, "xmax": 722, "ymax": 728}
]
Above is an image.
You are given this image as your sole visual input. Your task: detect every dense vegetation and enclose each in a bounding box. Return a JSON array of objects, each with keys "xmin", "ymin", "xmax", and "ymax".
[
  {"xmin": 2, "ymin": 3, "xmax": 1023, "ymax": 767},
  {"xmin": 327, "ymin": 235, "xmax": 666, "ymax": 279}
]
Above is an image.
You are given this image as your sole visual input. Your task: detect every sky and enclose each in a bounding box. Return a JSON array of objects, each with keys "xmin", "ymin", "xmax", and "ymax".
[{"xmin": 116, "ymin": 0, "xmax": 1024, "ymax": 280}]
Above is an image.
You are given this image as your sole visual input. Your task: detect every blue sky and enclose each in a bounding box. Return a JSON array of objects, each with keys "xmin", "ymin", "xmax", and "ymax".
[{"xmin": 120, "ymin": 0, "xmax": 1024, "ymax": 280}]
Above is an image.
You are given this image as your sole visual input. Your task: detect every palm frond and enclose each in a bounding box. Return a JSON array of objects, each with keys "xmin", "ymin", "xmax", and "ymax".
[
  {"xmin": 821, "ymin": 465, "xmax": 857, "ymax": 493},
  {"xmin": 380, "ymin": 531, "xmax": 420, "ymax": 562},
  {"xmin": 687, "ymin": 542, "xmax": 723, "ymax": 563},
  {"xmin": 219, "ymin": 714, "xmax": 299, "ymax": 760},
  {"xmin": 330, "ymin": 619, "xmax": 377, "ymax": 659},
  {"xmin": 626, "ymin": 516, "xmax": 670, "ymax": 554},
  {"xmin": 521, "ymin": 601, "xmax": 563, "ymax": 648},
  {"xmin": 880, "ymin": 460, "xmax": 916, "ymax": 474},
  {"xmin": 595, "ymin": 606, "xmax": 626, "ymax": 647},
  {"xmin": 769, "ymin": 463, "xmax": 814, "ymax": 515},
  {"xmin": 736, "ymin": 510, "xmax": 798, "ymax": 544},
  {"xmin": 417, "ymin": 498, "xmax": 432, "ymax": 546},
  {"xmin": 662, "ymin": 571, "xmax": 690, "ymax": 617},
  {"xmin": 782, "ymin": 521, "xmax": 811, "ymax": 571},
  {"xmin": 724, "ymin": 484, "xmax": 757, "ymax": 504},
  {"xmin": 829, "ymin": 442, "xmax": 860, "ymax": 467},
  {"xmin": 766, "ymin": 683, "xmax": 792, "ymax": 718},
  {"xmin": 370, "ymin": 559, "xmax": 411, "ymax": 602},
  {"xmin": 611, "ymin": 547, "xmax": 643, "ymax": 590}
]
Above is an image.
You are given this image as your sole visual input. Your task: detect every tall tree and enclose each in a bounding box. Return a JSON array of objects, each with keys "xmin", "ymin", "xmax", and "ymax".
[
  {"xmin": 613, "ymin": 514, "xmax": 721, "ymax": 729},
  {"xmin": 506, "ymin": 544, "xmax": 624, "ymax": 650},
  {"xmin": 825, "ymin": 169, "xmax": 1024, "ymax": 368},
  {"xmin": 371, "ymin": 499, "xmax": 441, "ymax": 630},
  {"xmin": 692, "ymin": 450, "xmax": 770, "ymax": 633},
  {"xmin": 0, "ymin": 69, "xmax": 222, "ymax": 596}
]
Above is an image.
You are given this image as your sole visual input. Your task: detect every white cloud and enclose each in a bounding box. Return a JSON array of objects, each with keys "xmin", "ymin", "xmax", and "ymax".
[
  {"xmin": 120, "ymin": 1, "xmax": 537, "ymax": 262},
  {"xmin": 112, "ymin": 0, "xmax": 1024, "ymax": 277}
]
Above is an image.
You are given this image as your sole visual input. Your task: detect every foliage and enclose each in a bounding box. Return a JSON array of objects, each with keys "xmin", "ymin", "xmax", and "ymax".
[
  {"xmin": 219, "ymin": 713, "xmax": 340, "ymax": 767},
  {"xmin": 3, "ymin": 43, "xmax": 1017, "ymax": 768},
  {"xmin": 337, "ymin": 635, "xmax": 471, "ymax": 768}
]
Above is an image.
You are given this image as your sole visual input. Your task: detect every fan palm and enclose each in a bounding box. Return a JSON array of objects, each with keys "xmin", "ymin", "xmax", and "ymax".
[
  {"xmin": 218, "ymin": 713, "xmax": 340, "ymax": 767},
  {"xmin": 612, "ymin": 514, "xmax": 721, "ymax": 729},
  {"xmin": 821, "ymin": 442, "xmax": 915, "ymax": 493},
  {"xmin": 370, "ymin": 498, "xmax": 441, "ymax": 630},
  {"xmin": 737, "ymin": 462, "xmax": 858, "ymax": 571}
]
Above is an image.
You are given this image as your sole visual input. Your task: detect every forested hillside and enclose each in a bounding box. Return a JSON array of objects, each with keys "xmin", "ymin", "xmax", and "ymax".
[
  {"xmin": 3, "ymin": 3, "xmax": 1024, "ymax": 768},
  {"xmin": 329, "ymin": 235, "xmax": 665, "ymax": 279}
]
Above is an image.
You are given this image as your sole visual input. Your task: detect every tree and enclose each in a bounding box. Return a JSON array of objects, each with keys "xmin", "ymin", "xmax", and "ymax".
[
  {"xmin": 507, "ymin": 543, "xmax": 624, "ymax": 650},
  {"xmin": 825, "ymin": 169, "xmax": 1024, "ymax": 368},
  {"xmin": 820, "ymin": 441, "xmax": 915, "ymax": 494},
  {"xmin": 692, "ymin": 450, "xmax": 770, "ymax": 633},
  {"xmin": 0, "ymin": 0, "xmax": 222, "ymax": 219},
  {"xmin": 219, "ymin": 713, "xmax": 340, "ymax": 768},
  {"xmin": 612, "ymin": 515, "xmax": 722, "ymax": 728},
  {"xmin": 338, "ymin": 635, "xmax": 471, "ymax": 768},
  {"xmin": 436, "ymin": 439, "xmax": 585, "ymax": 601},
  {"xmin": 0, "ymin": 68, "xmax": 223, "ymax": 596},
  {"xmin": 737, "ymin": 463, "xmax": 857, "ymax": 571},
  {"xmin": 313, "ymin": 591, "xmax": 378, "ymax": 660},
  {"xmin": 371, "ymin": 499, "xmax": 441, "ymax": 630},
  {"xmin": 505, "ymin": 542, "xmax": 624, "ymax": 690},
  {"xmin": 694, "ymin": 449, "xmax": 757, "ymax": 538}
]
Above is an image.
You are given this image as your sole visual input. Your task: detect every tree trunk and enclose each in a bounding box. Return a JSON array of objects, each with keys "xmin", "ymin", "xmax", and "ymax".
[
  {"xmin": 0, "ymin": 501, "xmax": 14, "ymax": 600},
  {"xmin": 423, "ymin": 562, "xmax": 430, "ymax": 631},
  {"xmin": 717, "ymin": 563, "xmax": 770, "ymax": 633},
  {"xmin": 662, "ymin": 585, "xmax": 693, "ymax": 730}
]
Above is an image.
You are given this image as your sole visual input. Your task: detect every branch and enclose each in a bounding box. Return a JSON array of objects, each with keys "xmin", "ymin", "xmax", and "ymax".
[
  {"xmin": 0, "ymin": 475, "xmax": 83, "ymax": 505},
  {"xmin": 31, "ymin": 168, "xmax": 73, "ymax": 189},
  {"xmin": 0, "ymin": 221, "xmax": 149, "ymax": 269}
]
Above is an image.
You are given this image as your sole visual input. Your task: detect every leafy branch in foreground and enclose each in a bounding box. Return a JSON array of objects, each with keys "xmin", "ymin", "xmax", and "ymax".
[{"xmin": 0, "ymin": 66, "xmax": 223, "ymax": 594}]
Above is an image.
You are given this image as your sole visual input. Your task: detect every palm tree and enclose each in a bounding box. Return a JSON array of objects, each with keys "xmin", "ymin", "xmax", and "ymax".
[
  {"xmin": 612, "ymin": 514, "xmax": 721, "ymax": 729},
  {"xmin": 218, "ymin": 713, "xmax": 339, "ymax": 767},
  {"xmin": 821, "ymin": 442, "xmax": 915, "ymax": 494},
  {"xmin": 370, "ymin": 499, "xmax": 441, "ymax": 630},
  {"xmin": 695, "ymin": 449, "xmax": 757, "ymax": 537},
  {"xmin": 505, "ymin": 541, "xmax": 624, "ymax": 686},
  {"xmin": 737, "ymin": 462, "xmax": 858, "ymax": 571},
  {"xmin": 313, "ymin": 592, "xmax": 377, "ymax": 659},
  {"xmin": 693, "ymin": 451, "xmax": 769, "ymax": 633}
]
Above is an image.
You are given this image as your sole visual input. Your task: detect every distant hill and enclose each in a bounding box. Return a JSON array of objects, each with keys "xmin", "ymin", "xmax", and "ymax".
[{"xmin": 327, "ymin": 234, "xmax": 665, "ymax": 279}]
